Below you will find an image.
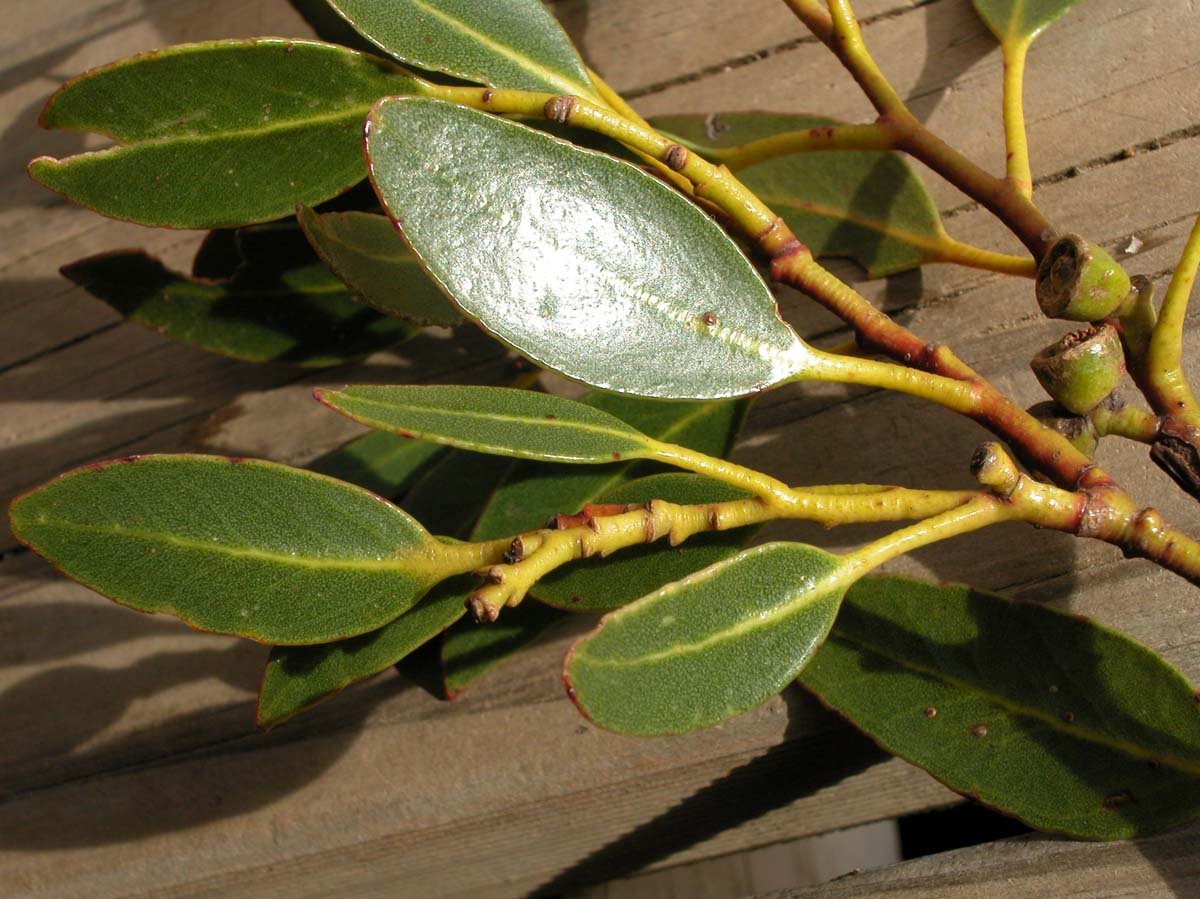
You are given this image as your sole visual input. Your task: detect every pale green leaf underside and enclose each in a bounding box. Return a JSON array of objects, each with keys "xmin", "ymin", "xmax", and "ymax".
[
  {"xmin": 566, "ymin": 542, "xmax": 846, "ymax": 735},
  {"xmin": 657, "ymin": 113, "xmax": 946, "ymax": 278},
  {"xmin": 801, "ymin": 576, "xmax": 1200, "ymax": 839},
  {"xmin": 10, "ymin": 455, "xmax": 442, "ymax": 644},
  {"xmin": 32, "ymin": 40, "xmax": 421, "ymax": 227},
  {"xmin": 366, "ymin": 98, "xmax": 809, "ymax": 399},
  {"xmin": 297, "ymin": 207, "xmax": 462, "ymax": 327},
  {"xmin": 315, "ymin": 385, "xmax": 654, "ymax": 463},
  {"xmin": 972, "ymin": 0, "xmax": 1083, "ymax": 43},
  {"xmin": 327, "ymin": 0, "xmax": 596, "ymax": 97}
]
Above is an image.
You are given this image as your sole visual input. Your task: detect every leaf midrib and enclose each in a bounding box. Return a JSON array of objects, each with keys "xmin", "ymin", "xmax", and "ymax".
[
  {"xmin": 575, "ymin": 550, "xmax": 842, "ymax": 668},
  {"xmin": 333, "ymin": 393, "xmax": 650, "ymax": 455},
  {"xmin": 46, "ymin": 104, "xmax": 376, "ymax": 159},
  {"xmin": 408, "ymin": 0, "xmax": 592, "ymax": 97},
  {"xmin": 822, "ymin": 629, "xmax": 1200, "ymax": 777},
  {"xmin": 19, "ymin": 518, "xmax": 439, "ymax": 575}
]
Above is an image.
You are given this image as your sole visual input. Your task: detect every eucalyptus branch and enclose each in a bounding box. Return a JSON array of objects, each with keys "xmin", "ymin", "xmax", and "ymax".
[
  {"xmin": 422, "ymin": 77, "xmax": 1200, "ymax": 582},
  {"xmin": 783, "ymin": 0, "xmax": 1054, "ymax": 256},
  {"xmin": 466, "ymin": 485, "xmax": 983, "ymax": 619}
]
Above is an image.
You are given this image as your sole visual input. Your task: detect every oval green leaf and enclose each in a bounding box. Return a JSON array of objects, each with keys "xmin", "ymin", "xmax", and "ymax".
[
  {"xmin": 326, "ymin": 0, "xmax": 595, "ymax": 97},
  {"xmin": 31, "ymin": 40, "xmax": 422, "ymax": 228},
  {"xmin": 535, "ymin": 473, "xmax": 755, "ymax": 612},
  {"xmin": 800, "ymin": 576, "xmax": 1200, "ymax": 839},
  {"xmin": 62, "ymin": 249, "xmax": 413, "ymax": 366},
  {"xmin": 298, "ymin": 206, "xmax": 462, "ymax": 326},
  {"xmin": 365, "ymin": 97, "xmax": 810, "ymax": 399},
  {"xmin": 314, "ymin": 385, "xmax": 654, "ymax": 463},
  {"xmin": 9, "ymin": 455, "xmax": 449, "ymax": 644},
  {"xmin": 658, "ymin": 113, "xmax": 946, "ymax": 278},
  {"xmin": 972, "ymin": 0, "xmax": 1082, "ymax": 44},
  {"xmin": 258, "ymin": 575, "xmax": 471, "ymax": 728},
  {"xmin": 565, "ymin": 541, "xmax": 847, "ymax": 735}
]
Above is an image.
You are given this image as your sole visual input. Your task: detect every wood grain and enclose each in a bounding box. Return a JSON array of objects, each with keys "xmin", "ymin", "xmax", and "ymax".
[{"xmin": 3, "ymin": 0, "xmax": 1200, "ymax": 895}]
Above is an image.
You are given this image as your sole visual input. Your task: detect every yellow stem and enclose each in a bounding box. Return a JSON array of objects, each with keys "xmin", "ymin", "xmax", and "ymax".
[
  {"xmin": 841, "ymin": 495, "xmax": 1013, "ymax": 578},
  {"xmin": 1145, "ymin": 212, "xmax": 1200, "ymax": 426},
  {"xmin": 1001, "ymin": 39, "xmax": 1034, "ymax": 198},
  {"xmin": 466, "ymin": 486, "xmax": 981, "ymax": 618},
  {"xmin": 826, "ymin": 0, "xmax": 908, "ymax": 116},
  {"xmin": 713, "ymin": 122, "xmax": 896, "ymax": 170},
  {"xmin": 799, "ymin": 348, "xmax": 982, "ymax": 413},
  {"xmin": 933, "ymin": 234, "xmax": 1037, "ymax": 278}
]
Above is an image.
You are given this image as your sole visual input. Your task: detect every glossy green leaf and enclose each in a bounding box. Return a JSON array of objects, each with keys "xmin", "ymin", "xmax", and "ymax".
[
  {"xmin": 9, "ymin": 455, "xmax": 449, "ymax": 645},
  {"xmin": 366, "ymin": 98, "xmax": 811, "ymax": 398},
  {"xmin": 298, "ymin": 206, "xmax": 461, "ymax": 326},
  {"xmin": 472, "ymin": 391, "xmax": 748, "ymax": 542},
  {"xmin": 258, "ymin": 575, "xmax": 471, "ymax": 727},
  {"xmin": 442, "ymin": 600, "xmax": 564, "ymax": 699},
  {"xmin": 565, "ymin": 542, "xmax": 847, "ymax": 735},
  {"xmin": 658, "ymin": 113, "xmax": 945, "ymax": 278},
  {"xmin": 326, "ymin": 0, "xmax": 595, "ymax": 96},
  {"xmin": 62, "ymin": 249, "xmax": 414, "ymax": 366},
  {"xmin": 31, "ymin": 40, "xmax": 422, "ymax": 228},
  {"xmin": 535, "ymin": 473, "xmax": 755, "ymax": 612},
  {"xmin": 307, "ymin": 431, "xmax": 445, "ymax": 499},
  {"xmin": 800, "ymin": 576, "xmax": 1200, "ymax": 839},
  {"xmin": 973, "ymin": 0, "xmax": 1082, "ymax": 43},
  {"xmin": 315, "ymin": 385, "xmax": 655, "ymax": 463}
]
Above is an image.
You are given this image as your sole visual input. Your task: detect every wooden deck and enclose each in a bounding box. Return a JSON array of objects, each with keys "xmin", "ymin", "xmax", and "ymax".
[{"xmin": 3, "ymin": 0, "xmax": 1200, "ymax": 895}]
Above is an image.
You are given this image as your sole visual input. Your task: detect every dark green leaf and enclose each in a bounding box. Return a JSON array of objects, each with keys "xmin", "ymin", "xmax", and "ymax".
[
  {"xmin": 62, "ymin": 249, "xmax": 413, "ymax": 366},
  {"xmin": 658, "ymin": 113, "xmax": 945, "ymax": 278},
  {"xmin": 441, "ymin": 600, "xmax": 563, "ymax": 699},
  {"xmin": 366, "ymin": 98, "xmax": 810, "ymax": 398},
  {"xmin": 402, "ymin": 451, "xmax": 516, "ymax": 540},
  {"xmin": 298, "ymin": 206, "xmax": 461, "ymax": 326},
  {"xmin": 315, "ymin": 385, "xmax": 654, "ymax": 462},
  {"xmin": 326, "ymin": 0, "xmax": 595, "ymax": 96},
  {"xmin": 258, "ymin": 575, "xmax": 471, "ymax": 728},
  {"xmin": 973, "ymin": 0, "xmax": 1082, "ymax": 43},
  {"xmin": 565, "ymin": 542, "xmax": 847, "ymax": 735},
  {"xmin": 9, "ymin": 455, "xmax": 452, "ymax": 644},
  {"xmin": 32, "ymin": 40, "xmax": 421, "ymax": 227},
  {"xmin": 801, "ymin": 576, "xmax": 1200, "ymax": 839},
  {"xmin": 308, "ymin": 431, "xmax": 445, "ymax": 499},
  {"xmin": 535, "ymin": 473, "xmax": 755, "ymax": 612}
]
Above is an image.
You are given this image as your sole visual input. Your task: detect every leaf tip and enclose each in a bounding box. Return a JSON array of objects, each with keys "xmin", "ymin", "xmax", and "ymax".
[{"xmin": 27, "ymin": 155, "xmax": 63, "ymax": 185}]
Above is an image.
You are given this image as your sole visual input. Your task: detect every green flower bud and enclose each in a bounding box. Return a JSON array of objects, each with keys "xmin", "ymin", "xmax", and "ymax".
[
  {"xmin": 1036, "ymin": 234, "xmax": 1132, "ymax": 321},
  {"xmin": 1030, "ymin": 324, "xmax": 1126, "ymax": 415}
]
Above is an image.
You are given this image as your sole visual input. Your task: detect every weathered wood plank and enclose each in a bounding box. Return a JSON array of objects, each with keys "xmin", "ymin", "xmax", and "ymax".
[{"xmin": 773, "ymin": 819, "xmax": 1200, "ymax": 898}]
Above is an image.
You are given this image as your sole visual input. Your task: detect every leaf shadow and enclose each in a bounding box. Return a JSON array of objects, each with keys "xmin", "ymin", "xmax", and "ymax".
[{"xmin": 530, "ymin": 687, "xmax": 890, "ymax": 897}]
